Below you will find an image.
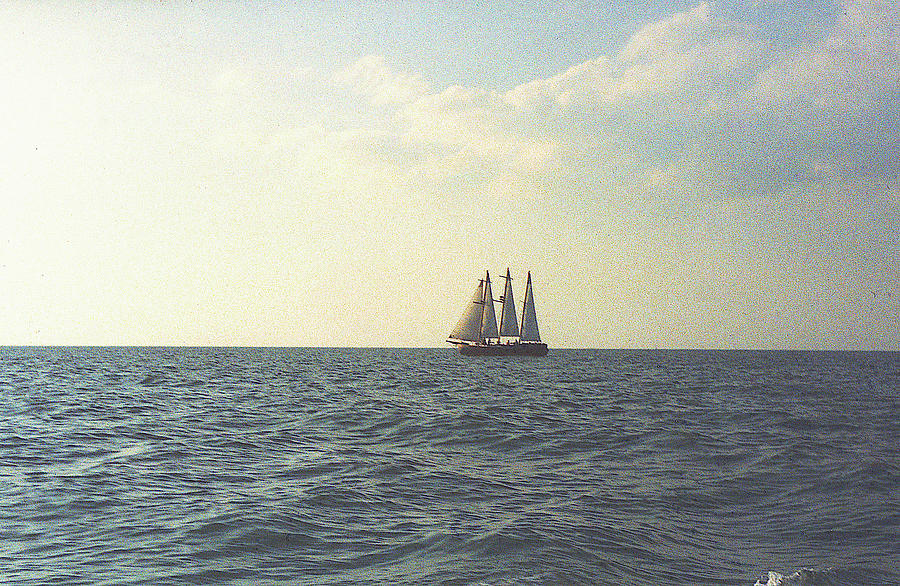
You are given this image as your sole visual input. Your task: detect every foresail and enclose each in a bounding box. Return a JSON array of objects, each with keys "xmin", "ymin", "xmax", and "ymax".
[
  {"xmin": 498, "ymin": 268, "xmax": 519, "ymax": 337},
  {"xmin": 520, "ymin": 272, "xmax": 541, "ymax": 342},
  {"xmin": 481, "ymin": 273, "xmax": 499, "ymax": 340},
  {"xmin": 449, "ymin": 280, "xmax": 484, "ymax": 342}
]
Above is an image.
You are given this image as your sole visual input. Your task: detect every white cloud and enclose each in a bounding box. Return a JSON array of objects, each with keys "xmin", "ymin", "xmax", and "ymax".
[
  {"xmin": 312, "ymin": 2, "xmax": 900, "ymax": 210},
  {"xmin": 618, "ymin": 1, "xmax": 714, "ymax": 62},
  {"xmin": 334, "ymin": 54, "xmax": 430, "ymax": 105},
  {"xmin": 398, "ymin": 84, "xmax": 560, "ymax": 182},
  {"xmin": 505, "ymin": 3, "xmax": 766, "ymax": 112},
  {"xmin": 752, "ymin": 0, "xmax": 900, "ymax": 109}
]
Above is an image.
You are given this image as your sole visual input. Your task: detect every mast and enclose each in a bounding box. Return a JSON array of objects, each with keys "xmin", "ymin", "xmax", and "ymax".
[
  {"xmin": 478, "ymin": 274, "xmax": 485, "ymax": 341},
  {"xmin": 520, "ymin": 272, "xmax": 528, "ymax": 340}
]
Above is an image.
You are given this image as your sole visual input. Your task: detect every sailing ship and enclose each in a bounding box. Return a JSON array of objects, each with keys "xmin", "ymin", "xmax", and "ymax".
[{"xmin": 447, "ymin": 269, "xmax": 548, "ymax": 356}]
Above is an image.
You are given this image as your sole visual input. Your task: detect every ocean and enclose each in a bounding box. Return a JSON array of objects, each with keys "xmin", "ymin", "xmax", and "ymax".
[{"xmin": 0, "ymin": 347, "xmax": 896, "ymax": 585}]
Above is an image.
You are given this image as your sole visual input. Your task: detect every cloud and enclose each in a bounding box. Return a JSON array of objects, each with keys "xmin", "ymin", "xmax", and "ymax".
[
  {"xmin": 752, "ymin": 0, "xmax": 900, "ymax": 110},
  {"xmin": 618, "ymin": 1, "xmax": 714, "ymax": 62},
  {"xmin": 505, "ymin": 2, "xmax": 767, "ymax": 113},
  {"xmin": 333, "ymin": 54, "xmax": 430, "ymax": 105},
  {"xmin": 398, "ymin": 85, "xmax": 561, "ymax": 183},
  {"xmin": 736, "ymin": 2, "xmax": 900, "ymax": 187},
  {"xmin": 267, "ymin": 5, "xmax": 898, "ymax": 243},
  {"xmin": 322, "ymin": 6, "xmax": 771, "ymax": 202}
]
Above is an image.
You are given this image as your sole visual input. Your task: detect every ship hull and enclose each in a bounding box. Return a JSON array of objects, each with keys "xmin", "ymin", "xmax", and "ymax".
[{"xmin": 457, "ymin": 342, "xmax": 548, "ymax": 357}]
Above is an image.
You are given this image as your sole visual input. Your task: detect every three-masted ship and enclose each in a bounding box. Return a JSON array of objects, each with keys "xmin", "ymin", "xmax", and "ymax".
[{"xmin": 447, "ymin": 269, "xmax": 548, "ymax": 356}]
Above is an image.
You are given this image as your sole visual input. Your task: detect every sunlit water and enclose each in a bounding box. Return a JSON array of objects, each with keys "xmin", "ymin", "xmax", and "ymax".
[{"xmin": 0, "ymin": 347, "xmax": 897, "ymax": 585}]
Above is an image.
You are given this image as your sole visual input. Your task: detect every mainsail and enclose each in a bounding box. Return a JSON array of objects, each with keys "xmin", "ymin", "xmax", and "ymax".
[
  {"xmin": 519, "ymin": 271, "xmax": 541, "ymax": 342},
  {"xmin": 498, "ymin": 268, "xmax": 519, "ymax": 337},
  {"xmin": 480, "ymin": 272, "xmax": 499, "ymax": 340},
  {"xmin": 449, "ymin": 271, "xmax": 498, "ymax": 343},
  {"xmin": 449, "ymin": 279, "xmax": 485, "ymax": 342}
]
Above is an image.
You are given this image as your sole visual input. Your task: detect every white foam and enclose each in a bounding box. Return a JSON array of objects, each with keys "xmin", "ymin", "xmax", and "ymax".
[
  {"xmin": 754, "ymin": 568, "xmax": 838, "ymax": 586},
  {"xmin": 755, "ymin": 571, "xmax": 789, "ymax": 586}
]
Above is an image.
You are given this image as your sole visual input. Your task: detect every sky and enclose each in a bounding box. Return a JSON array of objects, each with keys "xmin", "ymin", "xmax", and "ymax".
[{"xmin": 2, "ymin": 1, "xmax": 898, "ymax": 349}]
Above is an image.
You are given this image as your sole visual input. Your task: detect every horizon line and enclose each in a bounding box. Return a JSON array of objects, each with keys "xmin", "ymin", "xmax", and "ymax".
[{"xmin": 1, "ymin": 345, "xmax": 896, "ymax": 352}]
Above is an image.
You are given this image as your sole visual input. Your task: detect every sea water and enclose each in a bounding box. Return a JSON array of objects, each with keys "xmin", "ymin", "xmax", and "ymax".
[{"xmin": 0, "ymin": 347, "xmax": 897, "ymax": 585}]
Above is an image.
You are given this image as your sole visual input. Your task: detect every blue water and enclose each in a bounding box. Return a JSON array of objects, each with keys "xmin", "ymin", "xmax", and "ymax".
[{"xmin": 0, "ymin": 348, "xmax": 897, "ymax": 585}]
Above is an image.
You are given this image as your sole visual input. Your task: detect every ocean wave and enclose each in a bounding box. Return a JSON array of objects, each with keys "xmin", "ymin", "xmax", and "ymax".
[
  {"xmin": 754, "ymin": 566, "xmax": 899, "ymax": 586},
  {"xmin": 1, "ymin": 347, "xmax": 896, "ymax": 585}
]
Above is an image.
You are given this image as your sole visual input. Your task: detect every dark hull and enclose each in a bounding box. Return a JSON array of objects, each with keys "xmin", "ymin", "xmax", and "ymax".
[{"xmin": 457, "ymin": 343, "xmax": 548, "ymax": 357}]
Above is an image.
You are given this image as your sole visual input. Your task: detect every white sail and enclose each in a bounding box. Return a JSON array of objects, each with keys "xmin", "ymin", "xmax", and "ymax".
[
  {"xmin": 481, "ymin": 271, "xmax": 499, "ymax": 340},
  {"xmin": 449, "ymin": 279, "xmax": 485, "ymax": 342},
  {"xmin": 498, "ymin": 268, "xmax": 519, "ymax": 337},
  {"xmin": 519, "ymin": 271, "xmax": 541, "ymax": 342}
]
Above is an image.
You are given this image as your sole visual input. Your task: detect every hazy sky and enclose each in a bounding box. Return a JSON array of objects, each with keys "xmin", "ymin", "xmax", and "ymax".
[{"xmin": 2, "ymin": 1, "xmax": 898, "ymax": 348}]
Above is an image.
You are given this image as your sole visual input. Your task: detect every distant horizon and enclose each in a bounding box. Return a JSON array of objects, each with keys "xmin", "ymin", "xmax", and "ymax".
[
  {"xmin": 3, "ymin": 2, "xmax": 898, "ymax": 349},
  {"xmin": 3, "ymin": 345, "xmax": 897, "ymax": 353}
]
